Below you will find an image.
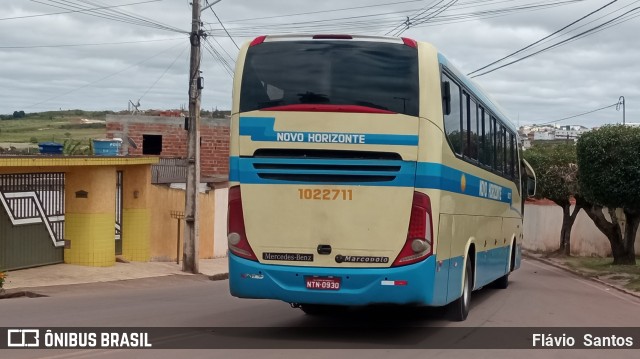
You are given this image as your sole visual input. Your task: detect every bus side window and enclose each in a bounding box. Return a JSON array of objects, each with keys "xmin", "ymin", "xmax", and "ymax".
[
  {"xmin": 508, "ymin": 132, "xmax": 516, "ymax": 179},
  {"xmin": 496, "ymin": 124, "xmax": 505, "ymax": 174},
  {"xmin": 478, "ymin": 106, "xmax": 485, "ymax": 164},
  {"xmin": 462, "ymin": 92, "xmax": 468, "ymax": 156},
  {"xmin": 514, "ymin": 135, "xmax": 521, "ymax": 181},
  {"xmin": 442, "ymin": 81, "xmax": 451, "ymax": 115},
  {"xmin": 442, "ymin": 74, "xmax": 462, "ymax": 155},
  {"xmin": 488, "ymin": 116, "xmax": 496, "ymax": 170},
  {"xmin": 468, "ymin": 98, "xmax": 479, "ymax": 161}
]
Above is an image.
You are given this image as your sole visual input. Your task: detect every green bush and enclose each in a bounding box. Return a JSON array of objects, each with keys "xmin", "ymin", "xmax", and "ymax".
[{"xmin": 577, "ymin": 125, "xmax": 640, "ymax": 208}]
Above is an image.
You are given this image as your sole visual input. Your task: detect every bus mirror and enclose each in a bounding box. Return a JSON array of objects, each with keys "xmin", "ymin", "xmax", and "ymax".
[
  {"xmin": 442, "ymin": 81, "xmax": 451, "ymax": 115},
  {"xmin": 527, "ymin": 175, "xmax": 536, "ymax": 197},
  {"xmin": 521, "ymin": 159, "xmax": 537, "ymax": 197}
]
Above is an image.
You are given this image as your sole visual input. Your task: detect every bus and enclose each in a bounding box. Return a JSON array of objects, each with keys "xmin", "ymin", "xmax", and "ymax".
[{"xmin": 227, "ymin": 34, "xmax": 536, "ymax": 321}]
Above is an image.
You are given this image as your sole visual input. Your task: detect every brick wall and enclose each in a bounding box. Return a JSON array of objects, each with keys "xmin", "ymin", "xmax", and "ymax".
[{"xmin": 106, "ymin": 115, "xmax": 229, "ymax": 178}]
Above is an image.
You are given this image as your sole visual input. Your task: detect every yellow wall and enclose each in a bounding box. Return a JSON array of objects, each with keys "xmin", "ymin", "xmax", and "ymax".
[
  {"xmin": 0, "ymin": 158, "xmax": 157, "ymax": 267},
  {"xmin": 65, "ymin": 167, "xmax": 117, "ymax": 266},
  {"xmin": 0, "ymin": 158, "xmax": 218, "ymax": 266},
  {"xmin": 120, "ymin": 166, "xmax": 152, "ymax": 262},
  {"xmin": 149, "ymin": 185, "xmax": 215, "ymax": 261}
]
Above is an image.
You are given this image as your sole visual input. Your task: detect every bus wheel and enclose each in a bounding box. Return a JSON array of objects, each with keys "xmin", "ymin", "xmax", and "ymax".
[
  {"xmin": 449, "ymin": 257, "xmax": 472, "ymax": 321},
  {"xmin": 492, "ymin": 245, "xmax": 514, "ymax": 289},
  {"xmin": 492, "ymin": 272, "xmax": 509, "ymax": 289}
]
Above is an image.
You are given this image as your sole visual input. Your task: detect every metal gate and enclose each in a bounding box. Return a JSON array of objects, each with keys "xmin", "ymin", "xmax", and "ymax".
[
  {"xmin": 0, "ymin": 173, "xmax": 65, "ymax": 271},
  {"xmin": 115, "ymin": 171, "xmax": 123, "ymax": 255}
]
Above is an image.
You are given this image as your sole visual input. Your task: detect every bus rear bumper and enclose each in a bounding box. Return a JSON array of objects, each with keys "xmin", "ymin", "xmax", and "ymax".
[{"xmin": 229, "ymin": 254, "xmax": 440, "ymax": 306}]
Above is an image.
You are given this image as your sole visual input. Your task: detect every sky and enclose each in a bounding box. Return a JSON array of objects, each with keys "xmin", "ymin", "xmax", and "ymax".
[{"xmin": 0, "ymin": 0, "xmax": 638, "ymax": 128}]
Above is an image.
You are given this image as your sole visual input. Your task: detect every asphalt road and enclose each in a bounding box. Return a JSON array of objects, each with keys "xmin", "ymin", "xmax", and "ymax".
[{"xmin": 1, "ymin": 258, "xmax": 640, "ymax": 359}]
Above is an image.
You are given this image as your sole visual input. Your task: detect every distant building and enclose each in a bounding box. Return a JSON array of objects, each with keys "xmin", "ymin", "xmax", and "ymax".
[
  {"xmin": 106, "ymin": 113, "xmax": 230, "ymax": 180},
  {"xmin": 519, "ymin": 124, "xmax": 590, "ymax": 147},
  {"xmin": 533, "ymin": 131, "xmax": 555, "ymax": 141}
]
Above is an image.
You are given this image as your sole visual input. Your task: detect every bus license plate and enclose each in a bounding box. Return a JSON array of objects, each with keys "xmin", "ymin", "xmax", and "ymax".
[{"xmin": 305, "ymin": 276, "xmax": 341, "ymax": 290}]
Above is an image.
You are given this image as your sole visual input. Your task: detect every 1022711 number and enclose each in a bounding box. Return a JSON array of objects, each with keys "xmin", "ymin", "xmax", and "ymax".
[{"xmin": 298, "ymin": 188, "xmax": 352, "ymax": 201}]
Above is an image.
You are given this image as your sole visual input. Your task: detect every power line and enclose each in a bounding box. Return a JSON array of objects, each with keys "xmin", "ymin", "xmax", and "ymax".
[
  {"xmin": 31, "ymin": 0, "xmax": 187, "ymax": 33},
  {"xmin": 224, "ymin": 0, "xmax": 425, "ymax": 23},
  {"xmin": 468, "ymin": 0, "xmax": 619, "ymax": 76},
  {"xmin": 387, "ymin": 0, "xmax": 567, "ymax": 35},
  {"xmin": 386, "ymin": 0, "xmax": 441, "ymax": 35},
  {"xmin": 0, "ymin": 0, "xmax": 160, "ymax": 21},
  {"xmin": 203, "ymin": 38, "xmax": 234, "ymax": 78},
  {"xmin": 205, "ymin": 2, "xmax": 239, "ymax": 50},
  {"xmin": 202, "ymin": 0, "xmax": 583, "ymax": 38},
  {"xmin": 470, "ymin": 6, "xmax": 640, "ymax": 78},
  {"xmin": 77, "ymin": 0, "xmax": 186, "ymax": 33},
  {"xmin": 209, "ymin": 36, "xmax": 236, "ymax": 64},
  {"xmin": 138, "ymin": 44, "xmax": 189, "ymax": 102},
  {"xmin": 0, "ymin": 37, "xmax": 184, "ymax": 49},
  {"xmin": 534, "ymin": 103, "xmax": 618, "ymax": 126},
  {"xmin": 409, "ymin": 0, "xmax": 584, "ymax": 29},
  {"xmin": 26, "ymin": 42, "xmax": 185, "ymax": 110},
  {"xmin": 394, "ymin": 0, "xmax": 459, "ymax": 35}
]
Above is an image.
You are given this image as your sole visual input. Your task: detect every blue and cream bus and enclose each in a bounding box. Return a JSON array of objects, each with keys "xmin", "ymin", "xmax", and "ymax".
[{"xmin": 227, "ymin": 34, "xmax": 536, "ymax": 321}]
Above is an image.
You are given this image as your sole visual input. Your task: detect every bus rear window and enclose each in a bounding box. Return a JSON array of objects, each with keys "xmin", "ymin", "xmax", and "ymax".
[{"xmin": 240, "ymin": 40, "xmax": 419, "ymax": 116}]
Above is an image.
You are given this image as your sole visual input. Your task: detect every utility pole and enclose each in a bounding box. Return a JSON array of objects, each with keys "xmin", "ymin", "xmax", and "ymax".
[{"xmin": 183, "ymin": 0, "xmax": 203, "ymax": 274}]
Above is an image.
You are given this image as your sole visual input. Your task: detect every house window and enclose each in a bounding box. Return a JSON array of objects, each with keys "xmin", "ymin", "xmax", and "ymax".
[{"xmin": 142, "ymin": 135, "xmax": 162, "ymax": 155}]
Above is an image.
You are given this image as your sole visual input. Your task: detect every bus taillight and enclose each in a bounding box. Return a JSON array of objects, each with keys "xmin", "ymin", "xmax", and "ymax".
[
  {"xmin": 401, "ymin": 37, "xmax": 418, "ymax": 48},
  {"xmin": 392, "ymin": 192, "xmax": 433, "ymax": 267},
  {"xmin": 228, "ymin": 186, "xmax": 258, "ymax": 261},
  {"xmin": 249, "ymin": 35, "xmax": 267, "ymax": 47}
]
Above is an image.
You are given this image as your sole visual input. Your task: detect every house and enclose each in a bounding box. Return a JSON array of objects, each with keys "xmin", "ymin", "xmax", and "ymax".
[{"xmin": 106, "ymin": 113, "xmax": 231, "ymax": 259}]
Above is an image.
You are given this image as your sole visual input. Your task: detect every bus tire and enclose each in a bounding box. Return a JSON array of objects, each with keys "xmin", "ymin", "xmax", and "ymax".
[
  {"xmin": 492, "ymin": 244, "xmax": 514, "ymax": 289},
  {"xmin": 449, "ymin": 257, "xmax": 472, "ymax": 321},
  {"xmin": 492, "ymin": 272, "xmax": 509, "ymax": 289}
]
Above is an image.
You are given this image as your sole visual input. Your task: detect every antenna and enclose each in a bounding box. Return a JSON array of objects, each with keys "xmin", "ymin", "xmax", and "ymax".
[
  {"xmin": 129, "ymin": 99, "xmax": 141, "ymax": 114},
  {"xmin": 127, "ymin": 136, "xmax": 138, "ymax": 149}
]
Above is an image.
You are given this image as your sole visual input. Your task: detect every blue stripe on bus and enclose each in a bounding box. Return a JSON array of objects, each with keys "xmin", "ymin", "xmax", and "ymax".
[
  {"xmin": 415, "ymin": 162, "xmax": 512, "ymax": 205},
  {"xmin": 239, "ymin": 117, "xmax": 419, "ymax": 146},
  {"xmin": 229, "ymin": 156, "xmax": 416, "ymax": 187},
  {"xmin": 229, "ymin": 249, "xmax": 512, "ymax": 307},
  {"xmin": 229, "ymin": 253, "xmax": 447, "ymax": 306},
  {"xmin": 229, "ymin": 157, "xmax": 513, "ymax": 205}
]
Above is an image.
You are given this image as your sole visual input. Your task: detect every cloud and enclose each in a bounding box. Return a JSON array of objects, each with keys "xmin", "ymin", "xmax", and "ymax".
[{"xmin": 0, "ymin": 0, "xmax": 637, "ymax": 128}]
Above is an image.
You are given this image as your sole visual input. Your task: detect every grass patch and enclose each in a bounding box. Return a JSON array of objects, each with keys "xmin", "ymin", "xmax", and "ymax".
[
  {"xmin": 626, "ymin": 279, "xmax": 640, "ymax": 292},
  {"xmin": 0, "ymin": 111, "xmax": 108, "ymax": 143},
  {"xmin": 564, "ymin": 256, "xmax": 640, "ymax": 292}
]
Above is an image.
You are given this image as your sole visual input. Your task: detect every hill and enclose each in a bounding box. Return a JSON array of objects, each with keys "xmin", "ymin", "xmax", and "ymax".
[{"xmin": 0, "ymin": 110, "xmax": 109, "ymax": 147}]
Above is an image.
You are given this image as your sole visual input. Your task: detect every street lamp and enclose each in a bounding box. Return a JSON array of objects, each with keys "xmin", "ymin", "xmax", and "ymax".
[{"xmin": 616, "ymin": 96, "xmax": 625, "ymax": 125}]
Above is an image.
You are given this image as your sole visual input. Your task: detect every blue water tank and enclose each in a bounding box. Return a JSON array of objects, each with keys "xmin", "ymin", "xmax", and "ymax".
[
  {"xmin": 92, "ymin": 139, "xmax": 121, "ymax": 156},
  {"xmin": 38, "ymin": 142, "xmax": 63, "ymax": 154}
]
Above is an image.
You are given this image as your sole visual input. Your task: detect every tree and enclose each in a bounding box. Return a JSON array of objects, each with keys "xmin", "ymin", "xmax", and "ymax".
[
  {"xmin": 577, "ymin": 125, "xmax": 640, "ymax": 265},
  {"xmin": 13, "ymin": 110, "xmax": 25, "ymax": 119},
  {"xmin": 524, "ymin": 143, "xmax": 582, "ymax": 256}
]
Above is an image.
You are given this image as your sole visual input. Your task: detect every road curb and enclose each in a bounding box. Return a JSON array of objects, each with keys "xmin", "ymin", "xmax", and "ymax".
[
  {"xmin": 208, "ymin": 273, "xmax": 229, "ymax": 281},
  {"xmin": 523, "ymin": 252, "xmax": 640, "ymax": 300},
  {"xmin": 0, "ymin": 290, "xmax": 47, "ymax": 300}
]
